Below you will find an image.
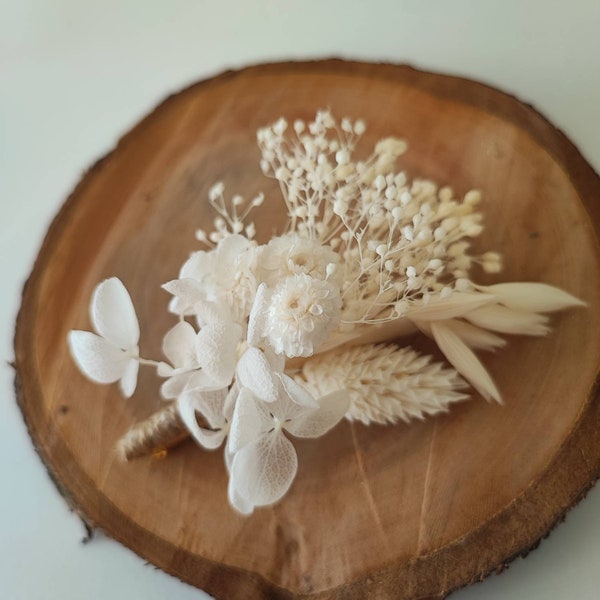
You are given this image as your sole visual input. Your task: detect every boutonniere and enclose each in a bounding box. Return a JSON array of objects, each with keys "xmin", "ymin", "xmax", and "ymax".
[{"xmin": 68, "ymin": 110, "xmax": 583, "ymax": 514}]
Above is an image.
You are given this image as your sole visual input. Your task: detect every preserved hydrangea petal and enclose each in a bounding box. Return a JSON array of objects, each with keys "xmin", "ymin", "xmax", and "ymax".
[
  {"xmin": 90, "ymin": 277, "xmax": 139, "ymax": 350},
  {"xmin": 119, "ymin": 358, "xmax": 140, "ymax": 398},
  {"xmin": 177, "ymin": 389, "xmax": 230, "ymax": 450},
  {"xmin": 68, "ymin": 331, "xmax": 132, "ymax": 384},
  {"xmin": 227, "ymin": 387, "xmax": 272, "ymax": 454},
  {"xmin": 236, "ymin": 347, "xmax": 280, "ymax": 403},
  {"xmin": 69, "ymin": 278, "xmax": 142, "ymax": 399},
  {"xmin": 285, "ymin": 390, "xmax": 350, "ymax": 438},
  {"xmin": 195, "ymin": 320, "xmax": 242, "ymax": 387},
  {"xmin": 162, "ymin": 321, "xmax": 198, "ymax": 369},
  {"xmin": 229, "ymin": 430, "xmax": 298, "ymax": 508}
]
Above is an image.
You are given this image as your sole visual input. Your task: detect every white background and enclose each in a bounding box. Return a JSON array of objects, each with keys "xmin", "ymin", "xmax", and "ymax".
[{"xmin": 2, "ymin": 1, "xmax": 600, "ymax": 599}]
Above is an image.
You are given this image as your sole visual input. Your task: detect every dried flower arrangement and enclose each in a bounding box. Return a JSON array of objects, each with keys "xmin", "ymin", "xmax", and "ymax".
[{"xmin": 68, "ymin": 110, "xmax": 583, "ymax": 515}]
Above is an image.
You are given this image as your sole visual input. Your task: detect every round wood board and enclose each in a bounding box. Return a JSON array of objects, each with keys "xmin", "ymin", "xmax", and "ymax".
[{"xmin": 14, "ymin": 60, "xmax": 600, "ymax": 600}]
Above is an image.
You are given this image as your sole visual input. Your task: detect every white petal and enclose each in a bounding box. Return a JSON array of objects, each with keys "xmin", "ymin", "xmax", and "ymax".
[
  {"xmin": 227, "ymin": 472, "xmax": 255, "ymax": 515},
  {"xmin": 180, "ymin": 250, "xmax": 213, "ymax": 280},
  {"xmin": 160, "ymin": 371, "xmax": 193, "ymax": 399},
  {"xmin": 286, "ymin": 390, "xmax": 349, "ymax": 438},
  {"xmin": 279, "ymin": 374, "xmax": 319, "ymax": 409},
  {"xmin": 407, "ymin": 292, "xmax": 496, "ymax": 321},
  {"xmin": 236, "ymin": 347, "xmax": 279, "ymax": 403},
  {"xmin": 195, "ymin": 300, "xmax": 233, "ymax": 328},
  {"xmin": 68, "ymin": 330, "xmax": 129, "ymax": 384},
  {"xmin": 464, "ymin": 304, "xmax": 549, "ymax": 336},
  {"xmin": 196, "ymin": 321, "xmax": 241, "ymax": 387},
  {"xmin": 177, "ymin": 394, "xmax": 226, "ymax": 450},
  {"xmin": 217, "ymin": 233, "xmax": 253, "ymax": 263},
  {"xmin": 224, "ymin": 444, "xmax": 235, "ymax": 474},
  {"xmin": 157, "ymin": 361, "xmax": 175, "ymax": 377},
  {"xmin": 222, "ymin": 383, "xmax": 238, "ymax": 422},
  {"xmin": 90, "ymin": 278, "xmax": 140, "ymax": 349},
  {"xmin": 162, "ymin": 321, "xmax": 198, "ymax": 368},
  {"xmin": 193, "ymin": 388, "xmax": 229, "ymax": 429},
  {"xmin": 228, "ymin": 388, "xmax": 272, "ymax": 454},
  {"xmin": 264, "ymin": 346, "xmax": 286, "ymax": 373},
  {"xmin": 184, "ymin": 370, "xmax": 225, "ymax": 393},
  {"xmin": 168, "ymin": 295, "xmax": 191, "ymax": 316},
  {"xmin": 269, "ymin": 380, "xmax": 312, "ymax": 423},
  {"xmin": 482, "ymin": 282, "xmax": 585, "ymax": 313},
  {"xmin": 247, "ymin": 283, "xmax": 271, "ymax": 347},
  {"xmin": 431, "ymin": 321, "xmax": 501, "ymax": 402},
  {"xmin": 162, "ymin": 278, "xmax": 205, "ymax": 315},
  {"xmin": 119, "ymin": 359, "xmax": 139, "ymax": 398},
  {"xmin": 229, "ymin": 431, "xmax": 298, "ymax": 507}
]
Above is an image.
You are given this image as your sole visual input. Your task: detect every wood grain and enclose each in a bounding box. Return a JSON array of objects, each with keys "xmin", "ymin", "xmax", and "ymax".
[{"xmin": 14, "ymin": 60, "xmax": 600, "ymax": 600}]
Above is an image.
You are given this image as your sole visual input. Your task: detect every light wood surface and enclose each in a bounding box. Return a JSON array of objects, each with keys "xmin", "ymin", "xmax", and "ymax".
[{"xmin": 14, "ymin": 60, "xmax": 600, "ymax": 599}]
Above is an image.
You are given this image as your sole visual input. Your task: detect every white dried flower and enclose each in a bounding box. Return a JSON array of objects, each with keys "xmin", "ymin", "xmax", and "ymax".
[
  {"xmin": 158, "ymin": 302, "xmax": 242, "ymax": 399},
  {"xmin": 227, "ymin": 386, "xmax": 349, "ymax": 514},
  {"xmin": 256, "ymin": 275, "xmax": 342, "ymax": 358},
  {"xmin": 259, "ymin": 233, "xmax": 341, "ymax": 286},
  {"xmin": 68, "ymin": 278, "xmax": 140, "ymax": 398},
  {"xmin": 164, "ymin": 234, "xmax": 257, "ymax": 323}
]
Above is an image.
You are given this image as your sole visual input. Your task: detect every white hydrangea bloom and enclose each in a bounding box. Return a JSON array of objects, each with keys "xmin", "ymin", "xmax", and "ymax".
[
  {"xmin": 227, "ymin": 386, "xmax": 349, "ymax": 514},
  {"xmin": 165, "ymin": 234, "xmax": 258, "ymax": 323},
  {"xmin": 68, "ymin": 278, "xmax": 140, "ymax": 398},
  {"xmin": 158, "ymin": 302, "xmax": 242, "ymax": 399}
]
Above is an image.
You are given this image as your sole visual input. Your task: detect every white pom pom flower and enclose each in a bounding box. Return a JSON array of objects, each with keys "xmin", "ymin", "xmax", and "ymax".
[
  {"xmin": 259, "ymin": 233, "xmax": 341, "ymax": 286},
  {"xmin": 248, "ymin": 276, "xmax": 342, "ymax": 358}
]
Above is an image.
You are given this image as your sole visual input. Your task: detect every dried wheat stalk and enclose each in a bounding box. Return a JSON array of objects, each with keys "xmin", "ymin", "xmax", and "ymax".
[{"xmin": 296, "ymin": 343, "xmax": 469, "ymax": 425}]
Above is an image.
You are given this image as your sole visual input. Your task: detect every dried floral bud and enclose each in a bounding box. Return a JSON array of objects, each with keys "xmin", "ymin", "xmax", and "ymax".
[{"xmin": 209, "ymin": 181, "xmax": 224, "ymax": 202}]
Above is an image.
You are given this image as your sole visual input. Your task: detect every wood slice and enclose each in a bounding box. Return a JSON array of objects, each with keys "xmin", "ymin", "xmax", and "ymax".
[{"xmin": 14, "ymin": 60, "xmax": 600, "ymax": 600}]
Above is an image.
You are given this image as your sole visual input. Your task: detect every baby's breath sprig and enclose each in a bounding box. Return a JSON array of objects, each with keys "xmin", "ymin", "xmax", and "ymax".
[
  {"xmin": 256, "ymin": 110, "xmax": 496, "ymax": 328},
  {"xmin": 195, "ymin": 182, "xmax": 264, "ymax": 246}
]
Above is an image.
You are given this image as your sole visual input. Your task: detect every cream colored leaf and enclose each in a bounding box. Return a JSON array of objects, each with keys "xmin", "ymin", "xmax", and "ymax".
[
  {"xmin": 418, "ymin": 318, "xmax": 506, "ymax": 351},
  {"xmin": 406, "ymin": 292, "xmax": 496, "ymax": 321},
  {"xmin": 430, "ymin": 321, "xmax": 501, "ymax": 402},
  {"xmin": 463, "ymin": 304, "xmax": 549, "ymax": 336},
  {"xmin": 482, "ymin": 282, "xmax": 585, "ymax": 313}
]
